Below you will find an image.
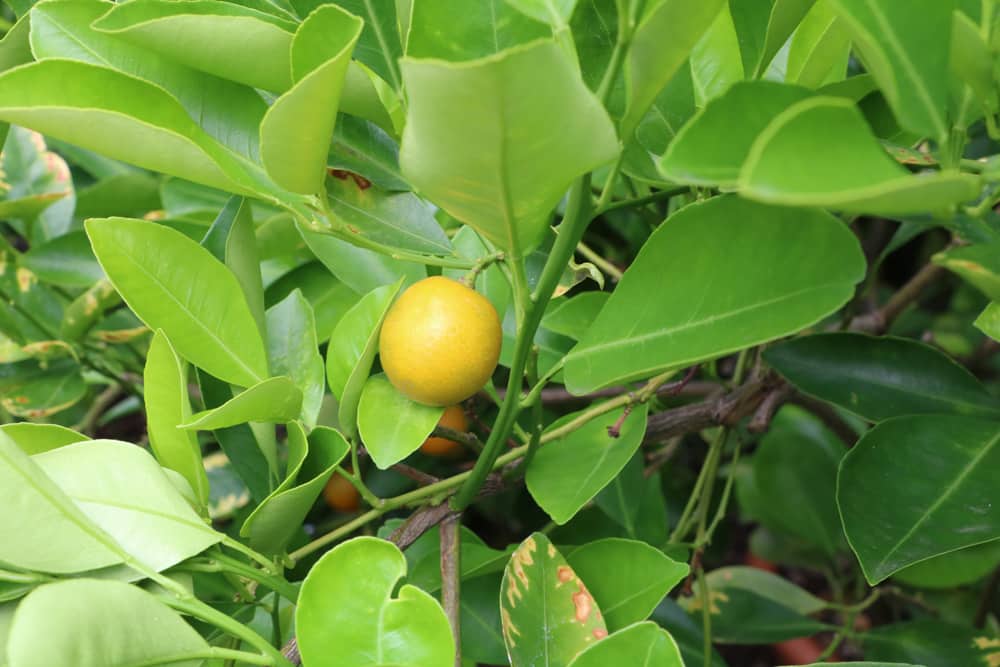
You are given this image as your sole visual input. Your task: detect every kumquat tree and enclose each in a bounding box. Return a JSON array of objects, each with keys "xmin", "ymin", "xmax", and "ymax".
[{"xmin": 1, "ymin": 0, "xmax": 1000, "ymax": 666}]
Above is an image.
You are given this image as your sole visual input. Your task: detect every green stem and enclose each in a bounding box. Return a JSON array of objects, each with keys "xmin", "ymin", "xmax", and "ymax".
[
  {"xmin": 697, "ymin": 567, "xmax": 712, "ymax": 667},
  {"xmin": 576, "ymin": 240, "xmax": 624, "ymax": 282},
  {"xmin": 594, "ymin": 186, "xmax": 688, "ymax": 217},
  {"xmin": 164, "ymin": 596, "xmax": 292, "ymax": 667},
  {"xmin": 221, "ymin": 536, "xmax": 281, "ymax": 575},
  {"xmin": 209, "ymin": 552, "xmax": 299, "ymax": 602}
]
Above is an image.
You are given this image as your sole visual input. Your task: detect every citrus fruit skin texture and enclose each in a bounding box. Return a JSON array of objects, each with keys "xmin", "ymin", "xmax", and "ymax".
[
  {"xmin": 379, "ymin": 276, "xmax": 502, "ymax": 407},
  {"xmin": 322, "ymin": 474, "xmax": 360, "ymax": 512},
  {"xmin": 421, "ymin": 405, "xmax": 469, "ymax": 456}
]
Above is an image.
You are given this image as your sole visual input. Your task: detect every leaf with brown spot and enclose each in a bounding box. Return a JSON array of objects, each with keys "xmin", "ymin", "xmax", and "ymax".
[{"xmin": 501, "ymin": 532, "xmax": 607, "ymax": 667}]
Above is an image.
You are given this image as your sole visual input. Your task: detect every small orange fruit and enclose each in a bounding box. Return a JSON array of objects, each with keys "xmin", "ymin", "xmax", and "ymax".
[
  {"xmin": 421, "ymin": 405, "xmax": 469, "ymax": 456},
  {"xmin": 322, "ymin": 473, "xmax": 360, "ymax": 512},
  {"xmin": 379, "ymin": 276, "xmax": 502, "ymax": 406}
]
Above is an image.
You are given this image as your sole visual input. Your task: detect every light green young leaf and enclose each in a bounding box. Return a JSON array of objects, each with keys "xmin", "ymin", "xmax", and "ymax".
[
  {"xmin": 93, "ymin": 0, "xmax": 297, "ymax": 91},
  {"xmin": 406, "ymin": 0, "xmax": 549, "ymax": 61},
  {"xmin": 568, "ymin": 622, "xmax": 684, "ymax": 667},
  {"xmin": 144, "ymin": 330, "xmax": 209, "ymax": 507},
  {"xmin": 87, "ymin": 217, "xmax": 269, "ymax": 388},
  {"xmin": 260, "ymin": 5, "xmax": 362, "ymax": 194},
  {"xmin": 739, "ymin": 97, "xmax": 981, "ymax": 214},
  {"xmin": 267, "ymin": 290, "xmax": 325, "ymax": 429},
  {"xmin": 785, "ymin": 0, "xmax": 850, "ymax": 88},
  {"xmin": 297, "ymin": 536, "xmax": 454, "ymax": 667},
  {"xmin": 754, "ymin": 0, "xmax": 818, "ymax": 76},
  {"xmin": 358, "ymin": 374, "xmax": 444, "ymax": 469},
  {"xmin": 400, "ymin": 39, "xmax": 618, "ymax": 253},
  {"xmin": 181, "ymin": 376, "xmax": 303, "ymax": 430},
  {"xmin": 689, "ymin": 3, "xmax": 744, "ymax": 107},
  {"xmin": 0, "ymin": 422, "xmax": 87, "ymax": 455}
]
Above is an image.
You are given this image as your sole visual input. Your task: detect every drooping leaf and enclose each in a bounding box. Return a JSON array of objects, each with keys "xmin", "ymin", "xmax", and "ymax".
[
  {"xmin": 564, "ymin": 196, "xmax": 865, "ymax": 393},
  {"xmin": 739, "ymin": 97, "xmax": 981, "ymax": 214},
  {"xmin": 839, "ymin": 415, "xmax": 1000, "ymax": 583},
  {"xmin": 6, "ymin": 579, "xmax": 209, "ymax": 667},
  {"xmin": 357, "ymin": 374, "xmax": 444, "ymax": 469},
  {"xmin": 764, "ymin": 333, "xmax": 1000, "ymax": 421},
  {"xmin": 144, "ymin": 330, "xmax": 209, "ymax": 508},
  {"xmin": 181, "ymin": 376, "xmax": 303, "ymax": 430},
  {"xmin": 567, "ymin": 621, "xmax": 684, "ymax": 667},
  {"xmin": 87, "ymin": 217, "xmax": 269, "ymax": 387},
  {"xmin": 400, "ymin": 39, "xmax": 618, "ymax": 252},
  {"xmin": 501, "ymin": 533, "xmax": 608, "ymax": 667},
  {"xmin": 527, "ymin": 404, "xmax": 648, "ymax": 524},
  {"xmin": 296, "ymin": 536, "xmax": 454, "ymax": 667}
]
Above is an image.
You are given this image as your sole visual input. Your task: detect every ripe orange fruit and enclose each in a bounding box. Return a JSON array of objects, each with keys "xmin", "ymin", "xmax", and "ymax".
[
  {"xmin": 379, "ymin": 276, "xmax": 502, "ymax": 407},
  {"xmin": 322, "ymin": 473, "xmax": 360, "ymax": 512},
  {"xmin": 421, "ymin": 405, "xmax": 469, "ymax": 456}
]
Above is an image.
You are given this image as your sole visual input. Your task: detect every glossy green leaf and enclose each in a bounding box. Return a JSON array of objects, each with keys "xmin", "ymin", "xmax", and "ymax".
[
  {"xmin": 755, "ymin": 0, "xmax": 818, "ymax": 76},
  {"xmin": 527, "ymin": 404, "xmax": 648, "ymax": 524},
  {"xmin": 59, "ymin": 278, "xmax": 120, "ymax": 342},
  {"xmin": 975, "ymin": 301, "xmax": 1000, "ymax": 343},
  {"xmin": 542, "ymin": 292, "xmax": 609, "ymax": 340},
  {"xmin": 240, "ymin": 424, "xmax": 348, "ymax": 553},
  {"xmin": 326, "ymin": 280, "xmax": 403, "ymax": 436},
  {"xmin": 501, "ymin": 533, "xmax": 608, "ymax": 667},
  {"xmin": 260, "ymin": 6, "xmax": 362, "ymax": 194},
  {"xmin": 621, "ymin": 0, "xmax": 725, "ymax": 136},
  {"xmin": 828, "ymin": 0, "xmax": 952, "ymax": 140},
  {"xmin": 326, "ymin": 0, "xmax": 402, "ymax": 91},
  {"xmin": 893, "ymin": 540, "xmax": 1000, "ymax": 589},
  {"xmin": 74, "ymin": 172, "xmax": 162, "ymax": 219},
  {"xmin": 764, "ymin": 333, "xmax": 1000, "ymax": 421},
  {"xmin": 92, "ymin": 0, "xmax": 297, "ymax": 92},
  {"xmin": 0, "ymin": 14, "xmax": 32, "ymax": 72},
  {"xmin": 689, "ymin": 4, "xmax": 744, "ymax": 106},
  {"xmin": 33, "ymin": 440, "xmax": 223, "ymax": 572},
  {"xmin": 30, "ymin": 0, "xmax": 269, "ymax": 162},
  {"xmin": 297, "ymin": 536, "xmax": 454, "ymax": 667},
  {"xmin": 951, "ymin": 10, "xmax": 996, "ymax": 113},
  {"xmin": 459, "ymin": 574, "xmax": 508, "ymax": 665},
  {"xmin": 863, "ymin": 618, "xmax": 994, "ymax": 666},
  {"xmin": 705, "ymin": 566, "xmax": 827, "ymax": 614},
  {"xmin": 20, "ymin": 232, "xmax": 103, "ymax": 289},
  {"xmin": 749, "ymin": 407, "xmax": 847, "ymax": 556},
  {"xmin": 739, "ymin": 97, "xmax": 981, "ymax": 213},
  {"xmin": 565, "ymin": 538, "xmax": 688, "ymax": 632},
  {"xmin": 442, "ymin": 225, "xmax": 512, "ymax": 318},
  {"xmin": 839, "ymin": 415, "xmax": 1000, "ymax": 583},
  {"xmin": 651, "ymin": 599, "xmax": 728, "ymax": 667},
  {"xmin": 0, "ymin": 60, "xmax": 260, "ymax": 195},
  {"xmin": 328, "ymin": 115, "xmax": 408, "ymax": 191},
  {"xmin": 785, "ymin": 0, "xmax": 850, "ymax": 87},
  {"xmin": 406, "ymin": 0, "xmax": 549, "ymax": 61},
  {"xmin": 144, "ymin": 330, "xmax": 209, "ymax": 507},
  {"xmin": 658, "ymin": 80, "xmax": 811, "ymax": 187},
  {"xmin": 182, "ymin": 376, "xmax": 303, "ymax": 430},
  {"xmin": 264, "ymin": 261, "xmax": 361, "ymax": 342},
  {"xmin": 0, "ymin": 431, "xmax": 121, "ymax": 573},
  {"xmin": 6, "ymin": 579, "xmax": 209, "ymax": 667},
  {"xmin": 0, "ymin": 358, "xmax": 86, "ymax": 419},
  {"xmin": 358, "ymin": 374, "xmax": 444, "ymax": 469},
  {"xmin": 564, "ymin": 196, "xmax": 864, "ymax": 393},
  {"xmin": 87, "ymin": 217, "xmax": 269, "ymax": 387},
  {"xmin": 300, "ymin": 222, "xmax": 425, "ymax": 294},
  {"xmin": 568, "ymin": 621, "xmax": 684, "ymax": 667},
  {"xmin": 400, "ymin": 39, "xmax": 618, "ymax": 252},
  {"xmin": 325, "ymin": 170, "xmax": 451, "ymax": 254},
  {"xmin": 934, "ymin": 241, "xmax": 1000, "ymax": 302},
  {"xmin": 267, "ymin": 290, "xmax": 324, "ymax": 429},
  {"xmin": 0, "ymin": 423, "xmax": 87, "ymax": 455}
]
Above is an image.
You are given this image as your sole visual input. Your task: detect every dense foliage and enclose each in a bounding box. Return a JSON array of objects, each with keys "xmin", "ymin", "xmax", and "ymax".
[{"xmin": 0, "ymin": 0, "xmax": 999, "ymax": 666}]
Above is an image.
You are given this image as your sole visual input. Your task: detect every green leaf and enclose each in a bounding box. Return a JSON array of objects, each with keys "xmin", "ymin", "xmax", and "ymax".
[
  {"xmin": 527, "ymin": 404, "xmax": 648, "ymax": 524},
  {"xmin": 181, "ymin": 376, "xmax": 303, "ymax": 430},
  {"xmin": 658, "ymin": 80, "xmax": 811, "ymax": 187},
  {"xmin": 839, "ymin": 415, "xmax": 1000, "ymax": 584},
  {"xmin": 296, "ymin": 536, "xmax": 454, "ymax": 667},
  {"xmin": 328, "ymin": 115, "xmax": 408, "ymax": 191},
  {"xmin": 0, "ymin": 431, "xmax": 121, "ymax": 573},
  {"xmin": 33, "ymin": 440, "xmax": 223, "ymax": 572},
  {"xmin": 893, "ymin": 540, "xmax": 1000, "ymax": 589},
  {"xmin": 785, "ymin": 0, "xmax": 851, "ymax": 88},
  {"xmin": 748, "ymin": 406, "xmax": 847, "ymax": 556},
  {"xmin": 564, "ymin": 196, "xmax": 864, "ymax": 394},
  {"xmin": 358, "ymin": 374, "xmax": 444, "ymax": 469},
  {"xmin": 501, "ymin": 533, "xmax": 608, "ymax": 667},
  {"xmin": 87, "ymin": 217, "xmax": 269, "ymax": 387},
  {"xmin": 650, "ymin": 599, "xmax": 728, "ymax": 667},
  {"xmin": 400, "ymin": 39, "xmax": 618, "ymax": 252},
  {"xmin": 542, "ymin": 292, "xmax": 609, "ymax": 340},
  {"xmin": 326, "ymin": 280, "xmax": 403, "ymax": 436},
  {"xmin": 20, "ymin": 232, "xmax": 103, "ymax": 289},
  {"xmin": 0, "ymin": 422, "xmax": 87, "ymax": 455},
  {"xmin": 240, "ymin": 424, "xmax": 348, "ymax": 553},
  {"xmin": 93, "ymin": 0, "xmax": 297, "ymax": 92},
  {"xmin": 74, "ymin": 171, "xmax": 162, "ymax": 219},
  {"xmin": 863, "ymin": 618, "xmax": 993, "ymax": 666},
  {"xmin": 144, "ymin": 330, "xmax": 209, "ymax": 508},
  {"xmin": 30, "ymin": 0, "xmax": 269, "ymax": 162},
  {"xmin": 764, "ymin": 333, "xmax": 1000, "ymax": 421},
  {"xmin": 739, "ymin": 97, "xmax": 981, "ymax": 214},
  {"xmin": 976, "ymin": 301, "xmax": 1000, "ymax": 343},
  {"xmin": 6, "ymin": 579, "xmax": 209, "ymax": 667},
  {"xmin": 621, "ymin": 0, "xmax": 725, "ymax": 137},
  {"xmin": 0, "ymin": 14, "xmax": 32, "ymax": 72},
  {"xmin": 705, "ymin": 566, "xmax": 827, "ymax": 615},
  {"xmin": 324, "ymin": 170, "xmax": 451, "ymax": 254},
  {"xmin": 326, "ymin": 0, "xmax": 403, "ymax": 91},
  {"xmin": 0, "ymin": 358, "xmax": 86, "ymax": 419},
  {"xmin": 755, "ymin": 0, "xmax": 818, "ymax": 76},
  {"xmin": 264, "ymin": 261, "xmax": 361, "ymax": 342},
  {"xmin": 568, "ymin": 621, "xmax": 684, "ymax": 667},
  {"xmin": 565, "ymin": 538, "xmax": 688, "ymax": 632},
  {"xmin": 267, "ymin": 290, "xmax": 325, "ymax": 429},
  {"xmin": 299, "ymin": 222, "xmax": 426, "ymax": 294},
  {"xmin": 260, "ymin": 5, "xmax": 362, "ymax": 194},
  {"xmin": 689, "ymin": 4, "xmax": 744, "ymax": 107},
  {"xmin": 934, "ymin": 241, "xmax": 1000, "ymax": 302},
  {"xmin": 0, "ymin": 60, "xmax": 261, "ymax": 195},
  {"xmin": 828, "ymin": 0, "xmax": 952, "ymax": 140},
  {"xmin": 459, "ymin": 574, "xmax": 508, "ymax": 665},
  {"xmin": 406, "ymin": 0, "xmax": 550, "ymax": 61}
]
